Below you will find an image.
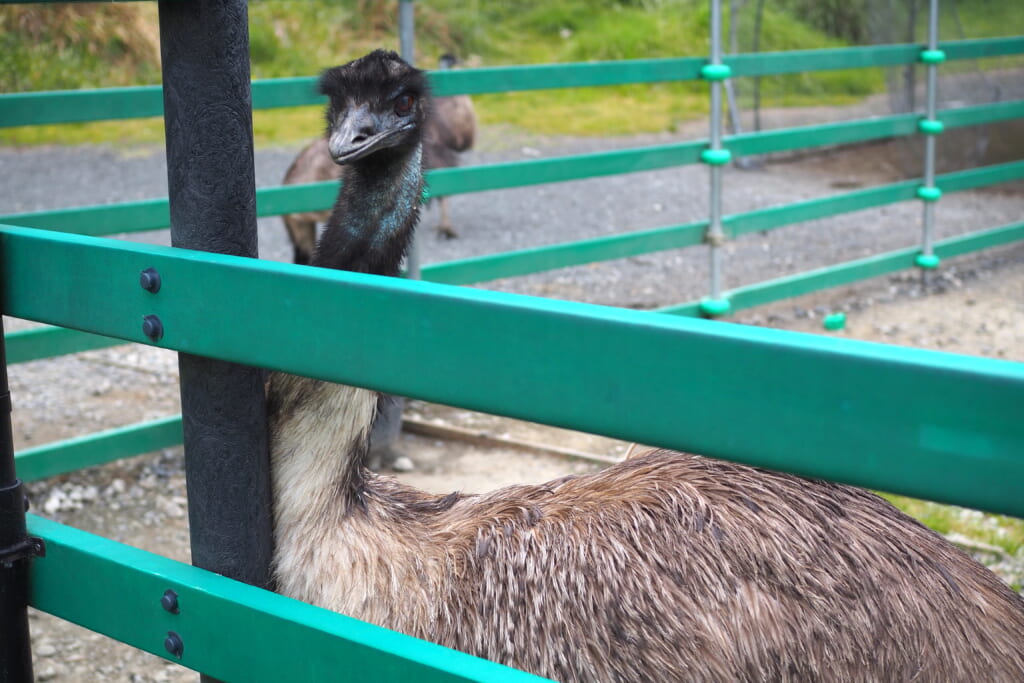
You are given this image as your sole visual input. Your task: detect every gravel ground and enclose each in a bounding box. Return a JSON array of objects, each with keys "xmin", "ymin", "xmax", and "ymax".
[{"xmin": 3, "ymin": 103, "xmax": 1024, "ymax": 680}]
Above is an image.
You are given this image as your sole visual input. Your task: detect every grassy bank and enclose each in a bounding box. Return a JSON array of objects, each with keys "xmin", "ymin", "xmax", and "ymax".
[
  {"xmin": 3, "ymin": 1, "xmax": 1020, "ymax": 145},
  {"xmin": 1, "ymin": 0, "xmax": 889, "ymax": 145}
]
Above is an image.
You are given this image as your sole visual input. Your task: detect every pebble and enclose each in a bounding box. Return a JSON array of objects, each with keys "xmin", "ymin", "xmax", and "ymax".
[
  {"xmin": 390, "ymin": 456, "xmax": 416, "ymax": 472},
  {"xmin": 36, "ymin": 665, "xmax": 61, "ymax": 681},
  {"xmin": 35, "ymin": 643, "xmax": 58, "ymax": 658},
  {"xmin": 162, "ymin": 499, "xmax": 185, "ymax": 519}
]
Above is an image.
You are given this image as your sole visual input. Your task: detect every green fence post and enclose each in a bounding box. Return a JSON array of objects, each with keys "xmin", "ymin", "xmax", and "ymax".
[{"xmin": 400, "ymin": 0, "xmax": 422, "ymax": 281}]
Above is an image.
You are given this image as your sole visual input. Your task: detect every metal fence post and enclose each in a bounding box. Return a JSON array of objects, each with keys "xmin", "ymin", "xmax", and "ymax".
[
  {"xmin": 0, "ymin": 319, "xmax": 42, "ymax": 683},
  {"xmin": 916, "ymin": 0, "xmax": 945, "ymax": 274},
  {"xmin": 700, "ymin": 0, "xmax": 733, "ymax": 317},
  {"xmin": 157, "ymin": 0, "xmax": 274, "ymax": 644},
  {"xmin": 400, "ymin": 0, "xmax": 421, "ymax": 282}
]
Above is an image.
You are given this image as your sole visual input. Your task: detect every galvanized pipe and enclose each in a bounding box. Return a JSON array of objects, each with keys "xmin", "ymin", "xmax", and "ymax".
[
  {"xmin": 921, "ymin": 0, "xmax": 940, "ymax": 258},
  {"xmin": 399, "ymin": 0, "xmax": 422, "ymax": 281},
  {"xmin": 707, "ymin": 0, "xmax": 726, "ymax": 300}
]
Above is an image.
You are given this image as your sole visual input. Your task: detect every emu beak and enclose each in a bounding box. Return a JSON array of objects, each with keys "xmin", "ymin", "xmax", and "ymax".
[{"xmin": 328, "ymin": 104, "xmax": 386, "ymax": 164}]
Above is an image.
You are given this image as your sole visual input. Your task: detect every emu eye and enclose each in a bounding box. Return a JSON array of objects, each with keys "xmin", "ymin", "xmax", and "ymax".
[{"xmin": 394, "ymin": 94, "xmax": 415, "ymax": 116}]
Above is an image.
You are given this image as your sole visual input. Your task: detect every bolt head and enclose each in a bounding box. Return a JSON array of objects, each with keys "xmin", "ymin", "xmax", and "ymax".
[
  {"xmin": 164, "ymin": 631, "xmax": 184, "ymax": 659},
  {"xmin": 140, "ymin": 268, "xmax": 162, "ymax": 293},
  {"xmin": 160, "ymin": 589, "xmax": 179, "ymax": 614},
  {"xmin": 142, "ymin": 315, "xmax": 164, "ymax": 342}
]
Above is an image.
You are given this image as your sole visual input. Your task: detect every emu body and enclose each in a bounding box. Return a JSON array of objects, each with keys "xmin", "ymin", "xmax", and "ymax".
[{"xmin": 268, "ymin": 50, "xmax": 1024, "ymax": 682}]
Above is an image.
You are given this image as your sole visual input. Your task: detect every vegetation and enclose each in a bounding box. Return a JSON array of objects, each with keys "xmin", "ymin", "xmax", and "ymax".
[
  {"xmin": 2, "ymin": 0, "xmax": 1020, "ymax": 145},
  {"xmin": 881, "ymin": 493, "xmax": 1024, "ymax": 589}
]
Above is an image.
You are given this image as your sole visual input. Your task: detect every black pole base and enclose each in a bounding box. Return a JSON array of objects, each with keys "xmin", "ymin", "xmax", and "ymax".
[{"xmin": 0, "ymin": 480, "xmax": 45, "ymax": 683}]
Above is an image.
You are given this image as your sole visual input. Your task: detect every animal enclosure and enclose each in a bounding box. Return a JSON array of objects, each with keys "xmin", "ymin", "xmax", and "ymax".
[{"xmin": 1, "ymin": 0, "xmax": 1024, "ymax": 681}]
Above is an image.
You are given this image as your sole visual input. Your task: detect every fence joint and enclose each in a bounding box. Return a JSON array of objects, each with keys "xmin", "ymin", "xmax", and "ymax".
[
  {"xmin": 700, "ymin": 148, "xmax": 733, "ymax": 166},
  {"xmin": 699, "ymin": 297, "xmax": 732, "ymax": 317},
  {"xmin": 700, "ymin": 63, "xmax": 732, "ymax": 81}
]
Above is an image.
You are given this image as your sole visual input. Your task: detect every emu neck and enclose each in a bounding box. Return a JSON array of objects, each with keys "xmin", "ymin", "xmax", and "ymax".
[
  {"xmin": 268, "ymin": 372, "xmax": 376, "ymax": 520},
  {"xmin": 269, "ymin": 142, "xmax": 424, "ymax": 587},
  {"xmin": 313, "ymin": 144, "xmax": 423, "ymax": 275}
]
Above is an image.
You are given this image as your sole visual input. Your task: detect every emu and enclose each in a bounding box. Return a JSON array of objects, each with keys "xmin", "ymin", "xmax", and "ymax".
[
  {"xmin": 279, "ymin": 53, "xmax": 476, "ymax": 264},
  {"xmin": 267, "ymin": 50, "xmax": 1024, "ymax": 682}
]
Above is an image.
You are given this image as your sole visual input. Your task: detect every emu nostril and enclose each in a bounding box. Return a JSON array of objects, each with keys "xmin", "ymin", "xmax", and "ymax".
[{"xmin": 352, "ymin": 123, "xmax": 375, "ymax": 143}]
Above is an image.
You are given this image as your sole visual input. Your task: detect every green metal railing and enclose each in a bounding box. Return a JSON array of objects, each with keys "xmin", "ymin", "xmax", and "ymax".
[
  {"xmin": 3, "ymin": 1, "xmax": 1024, "ymax": 679},
  {"xmin": 2, "ymin": 37, "xmax": 1022, "ymax": 126},
  {"xmin": 8, "ymin": 155, "xmax": 1024, "ymax": 363},
  {"xmin": 3, "ymin": 48, "xmax": 1023, "ymax": 367},
  {"xmin": 5, "ymin": 223, "xmax": 1023, "ymax": 516},
  {"xmin": 26, "ymin": 514, "xmax": 544, "ymax": 682}
]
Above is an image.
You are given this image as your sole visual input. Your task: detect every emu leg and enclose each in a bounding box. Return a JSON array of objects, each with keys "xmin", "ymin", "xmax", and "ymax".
[
  {"xmin": 435, "ymin": 197, "xmax": 458, "ymax": 239},
  {"xmin": 283, "ymin": 215, "xmax": 318, "ymax": 265}
]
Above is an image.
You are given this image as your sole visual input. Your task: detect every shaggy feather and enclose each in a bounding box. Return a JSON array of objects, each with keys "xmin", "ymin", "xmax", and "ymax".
[{"xmin": 269, "ymin": 50, "xmax": 1024, "ymax": 682}]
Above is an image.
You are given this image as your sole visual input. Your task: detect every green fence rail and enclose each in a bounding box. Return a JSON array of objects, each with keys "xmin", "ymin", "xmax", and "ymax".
[
  {"xmin": 5, "ymin": 99, "xmax": 1024, "ymax": 237},
  {"xmin": 2, "ymin": 37, "xmax": 1022, "ymax": 127},
  {"xmin": 15, "ymin": 217, "xmax": 1024, "ymax": 485},
  {"xmin": 4, "ymin": 223, "xmax": 1024, "ymax": 518},
  {"xmin": 27, "ymin": 515, "xmax": 545, "ymax": 682},
  {"xmin": 9, "ymin": 158, "xmax": 1024, "ymax": 365},
  {"xmin": 15, "ymin": 416, "xmax": 184, "ymax": 483},
  {"xmin": 659, "ymin": 219, "xmax": 1024, "ymax": 316}
]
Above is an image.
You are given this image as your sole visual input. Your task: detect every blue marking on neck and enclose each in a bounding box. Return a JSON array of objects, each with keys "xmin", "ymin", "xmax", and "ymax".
[{"xmin": 369, "ymin": 145, "xmax": 422, "ymax": 249}]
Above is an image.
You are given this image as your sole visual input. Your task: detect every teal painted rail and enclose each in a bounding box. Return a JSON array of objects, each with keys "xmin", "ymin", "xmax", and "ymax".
[
  {"xmin": 15, "ymin": 217, "xmax": 1024, "ymax": 485},
  {"xmin": 3, "ymin": 98, "xmax": 1022, "ymax": 237},
  {"xmin": 9, "ymin": 158, "xmax": 1023, "ymax": 365},
  {"xmin": 659, "ymin": 219, "xmax": 1024, "ymax": 316},
  {"xmin": 4, "ymin": 224, "xmax": 1024, "ymax": 518},
  {"xmin": 15, "ymin": 416, "xmax": 184, "ymax": 482},
  {"xmin": 2, "ymin": 37, "xmax": 1022, "ymax": 126},
  {"xmin": 27, "ymin": 515, "xmax": 546, "ymax": 683}
]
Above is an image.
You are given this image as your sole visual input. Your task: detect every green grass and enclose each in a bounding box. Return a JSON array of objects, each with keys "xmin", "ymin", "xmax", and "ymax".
[
  {"xmin": 0, "ymin": 0, "xmax": 892, "ymax": 145},
  {"xmin": 882, "ymin": 493, "xmax": 1024, "ymax": 562},
  {"xmin": 3, "ymin": 0, "xmax": 1019, "ymax": 145}
]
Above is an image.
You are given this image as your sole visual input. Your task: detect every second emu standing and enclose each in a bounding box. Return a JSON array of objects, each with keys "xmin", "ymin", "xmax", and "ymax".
[{"xmin": 267, "ymin": 50, "xmax": 1024, "ymax": 682}]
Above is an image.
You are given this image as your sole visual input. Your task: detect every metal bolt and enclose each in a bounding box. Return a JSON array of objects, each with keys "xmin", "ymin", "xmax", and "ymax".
[
  {"xmin": 142, "ymin": 315, "xmax": 164, "ymax": 342},
  {"xmin": 164, "ymin": 631, "xmax": 184, "ymax": 659},
  {"xmin": 139, "ymin": 267, "xmax": 162, "ymax": 293},
  {"xmin": 160, "ymin": 589, "xmax": 180, "ymax": 614}
]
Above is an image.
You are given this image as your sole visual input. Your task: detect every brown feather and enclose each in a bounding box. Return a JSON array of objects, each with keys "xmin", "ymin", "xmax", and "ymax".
[{"xmin": 269, "ymin": 51, "xmax": 1024, "ymax": 682}]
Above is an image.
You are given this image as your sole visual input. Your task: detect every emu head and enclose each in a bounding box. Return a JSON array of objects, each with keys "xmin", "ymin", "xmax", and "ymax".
[{"xmin": 318, "ymin": 50, "xmax": 429, "ymax": 166}]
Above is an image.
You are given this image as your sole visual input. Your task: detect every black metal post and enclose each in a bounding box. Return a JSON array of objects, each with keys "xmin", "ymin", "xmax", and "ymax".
[
  {"xmin": 0, "ymin": 318, "xmax": 41, "ymax": 683},
  {"xmin": 157, "ymin": 0, "xmax": 273, "ymax": 607}
]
